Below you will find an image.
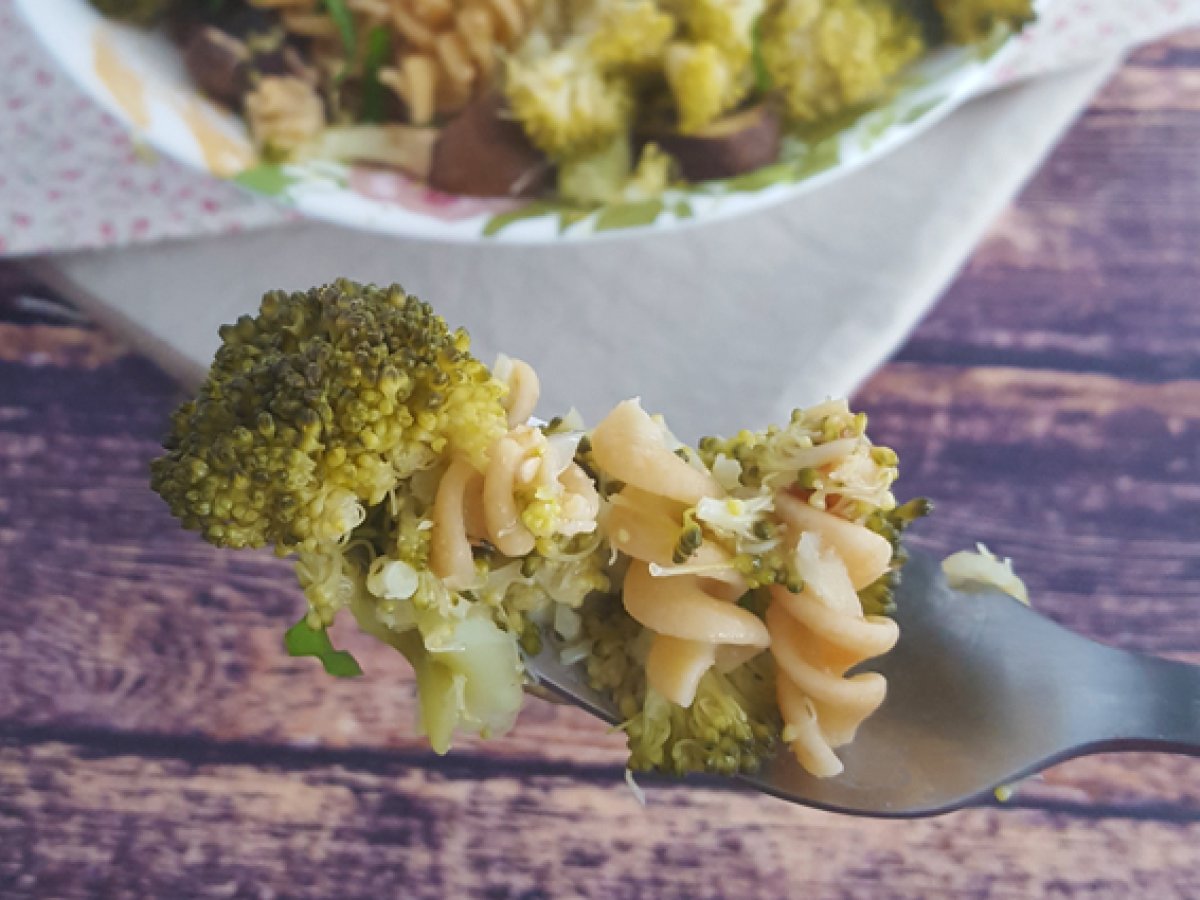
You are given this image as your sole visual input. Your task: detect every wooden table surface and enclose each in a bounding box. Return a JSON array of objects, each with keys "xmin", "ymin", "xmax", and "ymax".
[{"xmin": 3, "ymin": 33, "xmax": 1200, "ymax": 899}]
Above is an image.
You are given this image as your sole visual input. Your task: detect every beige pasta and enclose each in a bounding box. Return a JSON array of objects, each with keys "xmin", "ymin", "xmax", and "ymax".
[
  {"xmin": 494, "ymin": 354, "xmax": 540, "ymax": 428},
  {"xmin": 774, "ymin": 492, "xmax": 893, "ymax": 592},
  {"xmin": 251, "ymin": 0, "xmax": 539, "ymax": 125},
  {"xmin": 590, "ymin": 399, "xmax": 724, "ymax": 506},
  {"xmin": 591, "ymin": 400, "xmax": 768, "ymax": 707},
  {"xmin": 244, "ymin": 76, "xmax": 327, "ymax": 155},
  {"xmin": 767, "ymin": 525, "xmax": 898, "ymax": 778},
  {"xmin": 431, "ymin": 431, "xmax": 600, "ymax": 587},
  {"xmin": 381, "ymin": 0, "xmax": 542, "ymax": 124},
  {"xmin": 430, "ymin": 357, "xmax": 600, "ymax": 589}
]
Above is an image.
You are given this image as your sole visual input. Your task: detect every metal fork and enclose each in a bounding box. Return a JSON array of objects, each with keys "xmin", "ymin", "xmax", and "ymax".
[{"xmin": 529, "ymin": 550, "xmax": 1200, "ymax": 817}]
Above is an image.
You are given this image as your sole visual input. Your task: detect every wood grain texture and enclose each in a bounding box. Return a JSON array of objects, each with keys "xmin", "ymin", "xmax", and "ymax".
[
  {"xmin": 2, "ymin": 740, "xmax": 1199, "ymax": 900},
  {"xmin": 899, "ymin": 38, "xmax": 1200, "ymax": 381},
  {"xmin": 3, "ymin": 30, "xmax": 1200, "ymax": 900}
]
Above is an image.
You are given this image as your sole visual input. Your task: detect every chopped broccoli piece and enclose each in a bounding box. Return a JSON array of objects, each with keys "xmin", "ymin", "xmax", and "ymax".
[
  {"xmin": 556, "ymin": 138, "xmax": 676, "ymax": 205},
  {"xmin": 760, "ymin": 0, "xmax": 925, "ymax": 123},
  {"xmin": 557, "ymin": 135, "xmax": 634, "ymax": 205},
  {"xmin": 582, "ymin": 598, "xmax": 779, "ymax": 776},
  {"xmin": 698, "ymin": 401, "xmax": 898, "ymax": 513},
  {"xmin": 585, "ymin": 0, "xmax": 677, "ymax": 72},
  {"xmin": 670, "ymin": 0, "xmax": 765, "ymax": 62},
  {"xmin": 858, "ymin": 497, "xmax": 931, "ymax": 615},
  {"xmin": 934, "ymin": 0, "xmax": 1035, "ymax": 44},
  {"xmin": 663, "ymin": 41, "xmax": 752, "ymax": 134},
  {"xmin": 150, "ymin": 280, "xmax": 507, "ymax": 554},
  {"xmin": 505, "ymin": 49, "xmax": 635, "ymax": 160}
]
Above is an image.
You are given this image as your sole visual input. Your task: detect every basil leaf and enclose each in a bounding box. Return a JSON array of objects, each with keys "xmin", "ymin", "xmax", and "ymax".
[
  {"xmin": 361, "ymin": 26, "xmax": 392, "ymax": 123},
  {"xmin": 285, "ymin": 617, "xmax": 363, "ymax": 678}
]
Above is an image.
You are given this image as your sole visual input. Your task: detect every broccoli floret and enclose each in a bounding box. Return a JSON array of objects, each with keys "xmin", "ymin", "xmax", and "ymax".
[
  {"xmin": 585, "ymin": 0, "xmax": 677, "ymax": 72},
  {"xmin": 556, "ymin": 138, "xmax": 676, "ymax": 205},
  {"xmin": 935, "ymin": 0, "xmax": 1035, "ymax": 44},
  {"xmin": 89, "ymin": 0, "xmax": 172, "ymax": 25},
  {"xmin": 582, "ymin": 598, "xmax": 779, "ymax": 776},
  {"xmin": 858, "ymin": 496, "xmax": 931, "ymax": 615},
  {"xmin": 663, "ymin": 41, "xmax": 752, "ymax": 133},
  {"xmin": 151, "ymin": 280, "xmax": 615, "ymax": 756},
  {"xmin": 669, "ymin": 0, "xmax": 765, "ymax": 62},
  {"xmin": 150, "ymin": 280, "xmax": 507, "ymax": 554},
  {"xmin": 692, "ymin": 401, "xmax": 902, "ymax": 593},
  {"xmin": 505, "ymin": 49, "xmax": 635, "ymax": 160},
  {"xmin": 475, "ymin": 539, "xmax": 612, "ymax": 638},
  {"xmin": 760, "ymin": 0, "xmax": 925, "ymax": 123},
  {"xmin": 698, "ymin": 401, "xmax": 898, "ymax": 514}
]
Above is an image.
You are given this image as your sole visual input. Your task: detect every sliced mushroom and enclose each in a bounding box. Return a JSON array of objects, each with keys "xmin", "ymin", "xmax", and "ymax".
[
  {"xmin": 640, "ymin": 104, "xmax": 783, "ymax": 183},
  {"xmin": 183, "ymin": 26, "xmax": 251, "ymax": 107},
  {"xmin": 428, "ymin": 93, "xmax": 552, "ymax": 199}
]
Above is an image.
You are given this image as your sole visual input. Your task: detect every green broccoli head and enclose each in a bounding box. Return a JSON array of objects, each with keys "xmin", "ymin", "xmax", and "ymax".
[
  {"xmin": 89, "ymin": 0, "xmax": 172, "ymax": 25},
  {"xmin": 150, "ymin": 280, "xmax": 507, "ymax": 554},
  {"xmin": 583, "ymin": 598, "xmax": 779, "ymax": 776}
]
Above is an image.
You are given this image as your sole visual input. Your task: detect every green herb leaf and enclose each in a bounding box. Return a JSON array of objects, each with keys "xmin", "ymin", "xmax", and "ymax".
[
  {"xmin": 750, "ymin": 15, "xmax": 772, "ymax": 94},
  {"xmin": 361, "ymin": 25, "xmax": 392, "ymax": 123},
  {"xmin": 322, "ymin": 0, "xmax": 357, "ymax": 59},
  {"xmin": 285, "ymin": 618, "xmax": 363, "ymax": 678}
]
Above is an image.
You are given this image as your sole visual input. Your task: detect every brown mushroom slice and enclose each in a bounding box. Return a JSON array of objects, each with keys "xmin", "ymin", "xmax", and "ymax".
[
  {"xmin": 183, "ymin": 26, "xmax": 251, "ymax": 107},
  {"xmin": 641, "ymin": 104, "xmax": 782, "ymax": 183},
  {"xmin": 308, "ymin": 126, "xmax": 441, "ymax": 180},
  {"xmin": 428, "ymin": 92, "xmax": 552, "ymax": 199}
]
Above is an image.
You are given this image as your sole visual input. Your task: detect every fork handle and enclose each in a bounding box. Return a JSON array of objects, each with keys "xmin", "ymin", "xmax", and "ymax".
[{"xmin": 1082, "ymin": 650, "xmax": 1200, "ymax": 756}]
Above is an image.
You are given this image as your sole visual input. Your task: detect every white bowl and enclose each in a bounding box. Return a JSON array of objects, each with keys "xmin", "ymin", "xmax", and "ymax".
[{"xmin": 18, "ymin": 0, "xmax": 1026, "ymax": 244}]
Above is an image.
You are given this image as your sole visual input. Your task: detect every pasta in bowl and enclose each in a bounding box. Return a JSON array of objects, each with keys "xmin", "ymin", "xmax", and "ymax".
[
  {"xmin": 149, "ymin": 278, "xmax": 931, "ymax": 779},
  {"xmin": 20, "ymin": 0, "xmax": 1038, "ymax": 242}
]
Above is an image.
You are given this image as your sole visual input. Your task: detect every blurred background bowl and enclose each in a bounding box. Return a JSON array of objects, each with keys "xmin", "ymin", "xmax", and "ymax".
[{"xmin": 16, "ymin": 0, "xmax": 1026, "ymax": 244}]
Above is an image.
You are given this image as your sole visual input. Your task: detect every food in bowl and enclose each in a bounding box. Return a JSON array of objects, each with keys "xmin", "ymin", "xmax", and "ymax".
[{"xmin": 91, "ymin": 0, "xmax": 1034, "ymax": 205}]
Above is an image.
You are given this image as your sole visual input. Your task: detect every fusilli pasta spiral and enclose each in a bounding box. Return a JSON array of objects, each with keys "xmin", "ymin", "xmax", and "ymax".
[
  {"xmin": 767, "ymin": 492, "xmax": 898, "ymax": 777},
  {"xmin": 430, "ymin": 357, "xmax": 599, "ymax": 589},
  {"xmin": 591, "ymin": 400, "xmax": 768, "ymax": 707},
  {"xmin": 381, "ymin": 0, "xmax": 542, "ymax": 124}
]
